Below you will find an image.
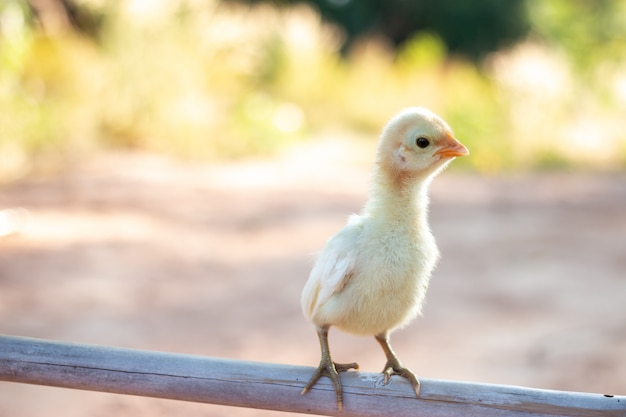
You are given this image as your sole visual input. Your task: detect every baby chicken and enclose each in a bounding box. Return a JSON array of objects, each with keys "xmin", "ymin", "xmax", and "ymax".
[{"xmin": 300, "ymin": 107, "xmax": 469, "ymax": 411}]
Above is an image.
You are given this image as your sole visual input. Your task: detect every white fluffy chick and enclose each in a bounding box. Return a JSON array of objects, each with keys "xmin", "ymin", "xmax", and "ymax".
[{"xmin": 300, "ymin": 107, "xmax": 469, "ymax": 411}]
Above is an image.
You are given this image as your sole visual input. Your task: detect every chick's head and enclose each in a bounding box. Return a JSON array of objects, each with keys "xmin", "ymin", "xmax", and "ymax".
[{"xmin": 377, "ymin": 107, "xmax": 469, "ymax": 182}]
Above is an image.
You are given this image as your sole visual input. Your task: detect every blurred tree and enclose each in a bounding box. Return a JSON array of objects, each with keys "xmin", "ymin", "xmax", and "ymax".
[
  {"xmin": 527, "ymin": 0, "xmax": 626, "ymax": 74},
  {"xmin": 223, "ymin": 0, "xmax": 530, "ymax": 61},
  {"xmin": 12, "ymin": 0, "xmax": 104, "ymax": 39}
]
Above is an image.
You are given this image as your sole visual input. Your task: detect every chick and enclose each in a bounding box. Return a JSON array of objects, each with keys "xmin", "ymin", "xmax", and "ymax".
[{"xmin": 300, "ymin": 107, "xmax": 469, "ymax": 411}]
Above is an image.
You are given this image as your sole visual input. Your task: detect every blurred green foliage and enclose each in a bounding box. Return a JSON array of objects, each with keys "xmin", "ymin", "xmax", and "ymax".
[
  {"xmin": 230, "ymin": 0, "xmax": 530, "ymax": 61},
  {"xmin": 528, "ymin": 0, "xmax": 626, "ymax": 75},
  {"xmin": 0, "ymin": 0, "xmax": 625, "ymax": 181}
]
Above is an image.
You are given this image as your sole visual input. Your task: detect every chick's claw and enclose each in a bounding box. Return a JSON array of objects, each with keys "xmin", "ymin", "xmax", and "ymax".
[
  {"xmin": 375, "ymin": 333, "xmax": 421, "ymax": 396},
  {"xmin": 381, "ymin": 360, "xmax": 421, "ymax": 396},
  {"xmin": 301, "ymin": 359, "xmax": 359, "ymax": 412}
]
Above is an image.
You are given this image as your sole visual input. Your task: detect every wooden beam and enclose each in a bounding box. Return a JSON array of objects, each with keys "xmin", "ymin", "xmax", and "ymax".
[{"xmin": 0, "ymin": 335, "xmax": 623, "ymax": 416}]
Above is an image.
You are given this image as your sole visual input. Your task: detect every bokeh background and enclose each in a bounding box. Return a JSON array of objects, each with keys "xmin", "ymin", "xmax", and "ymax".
[
  {"xmin": 1, "ymin": 1, "xmax": 625, "ymax": 416},
  {"xmin": 1, "ymin": 0, "xmax": 626, "ymax": 175}
]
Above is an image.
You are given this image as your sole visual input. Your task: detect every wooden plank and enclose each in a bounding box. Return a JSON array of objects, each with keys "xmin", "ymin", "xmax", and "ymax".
[{"xmin": 0, "ymin": 335, "xmax": 623, "ymax": 416}]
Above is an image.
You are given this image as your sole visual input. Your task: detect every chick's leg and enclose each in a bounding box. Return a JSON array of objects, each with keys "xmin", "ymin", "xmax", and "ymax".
[
  {"xmin": 375, "ymin": 332, "xmax": 421, "ymax": 396},
  {"xmin": 301, "ymin": 325, "xmax": 359, "ymax": 411}
]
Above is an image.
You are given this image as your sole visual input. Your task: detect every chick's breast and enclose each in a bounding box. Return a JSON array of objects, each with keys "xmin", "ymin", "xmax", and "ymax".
[{"xmin": 312, "ymin": 217, "xmax": 439, "ymax": 336}]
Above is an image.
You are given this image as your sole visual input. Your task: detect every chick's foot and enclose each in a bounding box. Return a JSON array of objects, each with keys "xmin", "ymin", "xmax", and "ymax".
[
  {"xmin": 301, "ymin": 358, "xmax": 359, "ymax": 411},
  {"xmin": 380, "ymin": 358, "xmax": 421, "ymax": 396},
  {"xmin": 301, "ymin": 326, "xmax": 359, "ymax": 411},
  {"xmin": 375, "ymin": 333, "xmax": 421, "ymax": 396}
]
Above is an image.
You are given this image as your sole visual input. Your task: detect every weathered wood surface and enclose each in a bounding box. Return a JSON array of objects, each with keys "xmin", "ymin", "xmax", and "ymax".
[{"xmin": 0, "ymin": 335, "xmax": 623, "ymax": 416}]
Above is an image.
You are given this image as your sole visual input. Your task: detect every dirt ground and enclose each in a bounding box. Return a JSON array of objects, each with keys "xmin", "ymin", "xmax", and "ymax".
[{"xmin": 1, "ymin": 140, "xmax": 625, "ymax": 416}]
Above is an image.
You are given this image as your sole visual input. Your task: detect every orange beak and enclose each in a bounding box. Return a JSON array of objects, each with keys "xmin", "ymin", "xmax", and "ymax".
[{"xmin": 434, "ymin": 136, "xmax": 469, "ymax": 158}]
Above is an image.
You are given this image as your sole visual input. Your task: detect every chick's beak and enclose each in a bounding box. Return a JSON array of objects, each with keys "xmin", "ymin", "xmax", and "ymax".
[{"xmin": 434, "ymin": 136, "xmax": 470, "ymax": 158}]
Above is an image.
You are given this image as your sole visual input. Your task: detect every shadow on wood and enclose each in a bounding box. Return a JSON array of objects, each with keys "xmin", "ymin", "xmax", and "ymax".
[{"xmin": 0, "ymin": 335, "xmax": 623, "ymax": 416}]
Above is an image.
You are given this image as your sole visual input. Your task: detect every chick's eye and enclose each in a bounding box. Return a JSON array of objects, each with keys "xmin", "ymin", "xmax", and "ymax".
[{"xmin": 416, "ymin": 137, "xmax": 430, "ymax": 149}]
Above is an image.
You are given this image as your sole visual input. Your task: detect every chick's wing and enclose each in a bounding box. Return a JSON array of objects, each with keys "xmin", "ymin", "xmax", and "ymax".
[{"xmin": 302, "ymin": 218, "xmax": 363, "ymax": 320}]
